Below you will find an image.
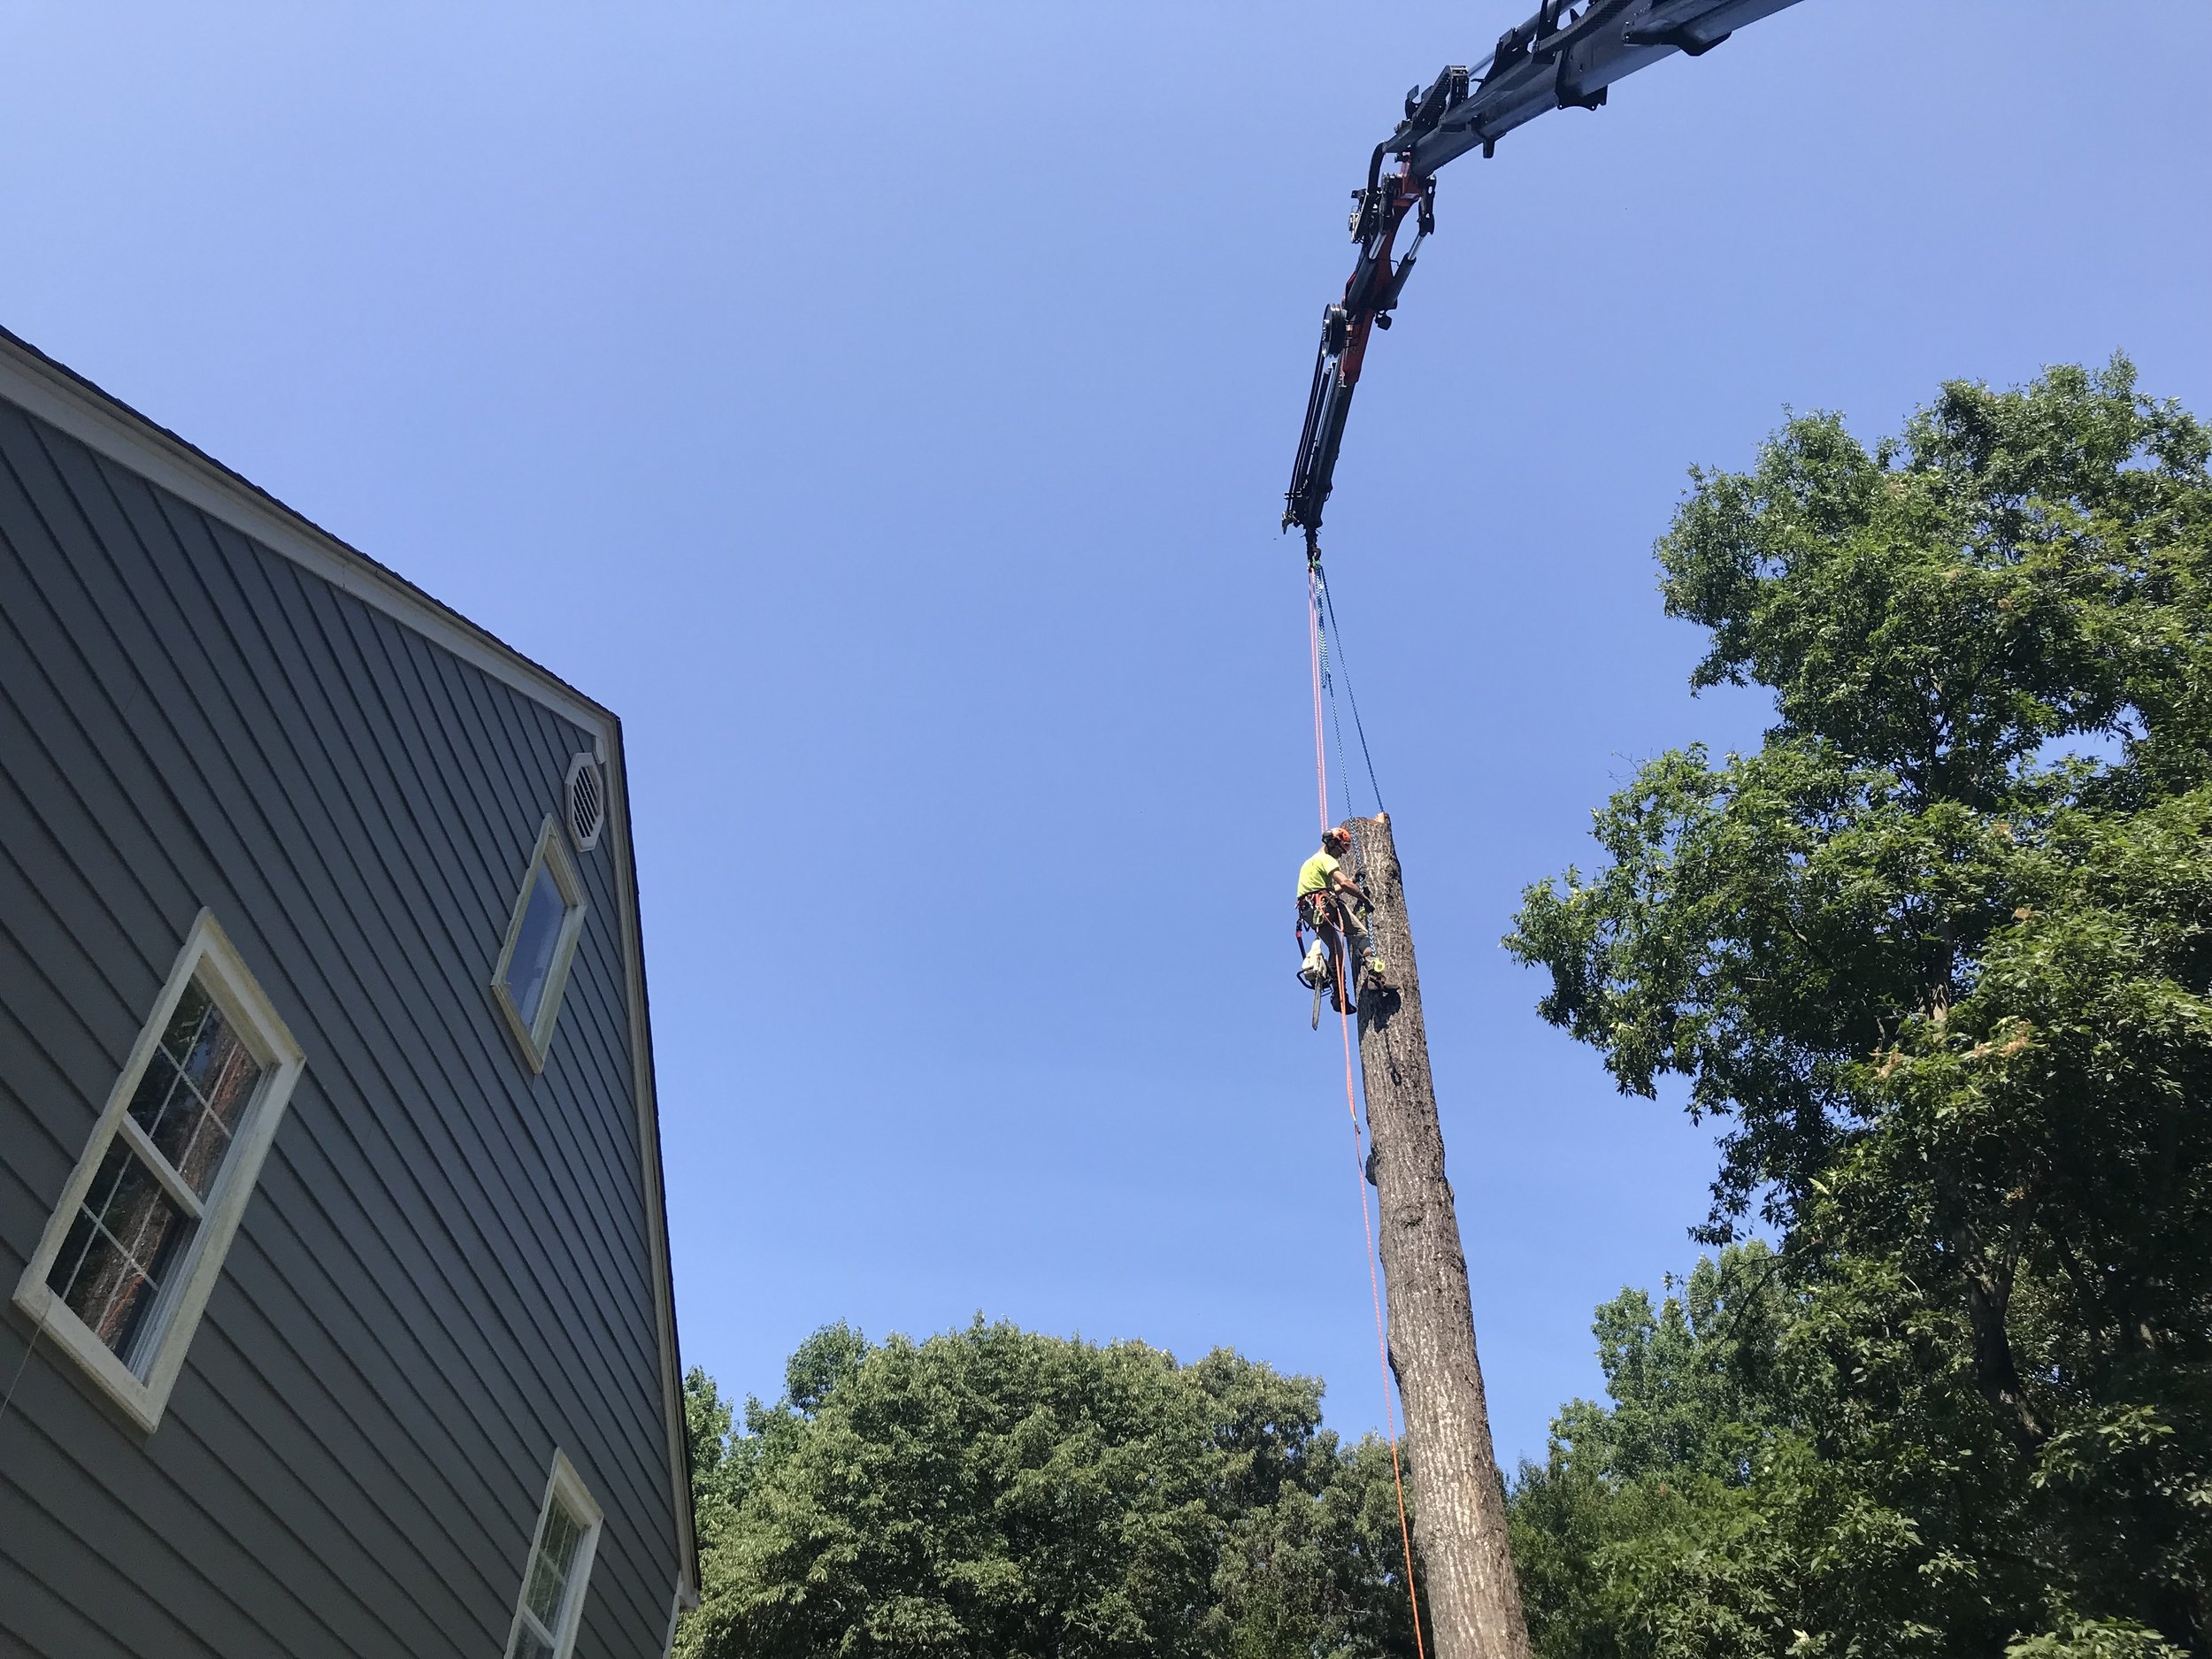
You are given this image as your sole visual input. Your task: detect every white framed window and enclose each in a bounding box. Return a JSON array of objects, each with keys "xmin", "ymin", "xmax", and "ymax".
[
  {"xmin": 505, "ymin": 1451, "xmax": 603, "ymax": 1659},
  {"xmin": 491, "ymin": 816, "xmax": 588, "ymax": 1073},
  {"xmin": 13, "ymin": 909, "xmax": 306, "ymax": 1432}
]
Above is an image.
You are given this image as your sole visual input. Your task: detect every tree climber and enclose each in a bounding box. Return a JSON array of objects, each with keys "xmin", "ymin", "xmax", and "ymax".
[{"xmin": 1297, "ymin": 825, "xmax": 1388, "ymax": 1016}]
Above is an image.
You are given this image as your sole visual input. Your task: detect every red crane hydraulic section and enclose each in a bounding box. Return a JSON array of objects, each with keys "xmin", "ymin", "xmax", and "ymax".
[{"xmin": 1282, "ymin": 0, "xmax": 1809, "ymax": 557}]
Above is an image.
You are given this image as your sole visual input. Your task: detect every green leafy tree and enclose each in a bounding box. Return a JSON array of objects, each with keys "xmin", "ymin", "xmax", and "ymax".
[
  {"xmin": 1507, "ymin": 360, "xmax": 2212, "ymax": 1652},
  {"xmin": 678, "ymin": 1320, "xmax": 1428, "ymax": 1659},
  {"xmin": 1510, "ymin": 1246, "xmax": 1942, "ymax": 1659}
]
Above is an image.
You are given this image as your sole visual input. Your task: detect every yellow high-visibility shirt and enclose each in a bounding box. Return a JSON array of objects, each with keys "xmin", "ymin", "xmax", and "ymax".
[{"xmin": 1296, "ymin": 850, "xmax": 1340, "ymax": 897}]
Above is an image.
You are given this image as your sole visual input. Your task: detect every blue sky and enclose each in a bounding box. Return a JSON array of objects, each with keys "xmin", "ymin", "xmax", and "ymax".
[{"xmin": 4, "ymin": 1, "xmax": 2206, "ymax": 1464}]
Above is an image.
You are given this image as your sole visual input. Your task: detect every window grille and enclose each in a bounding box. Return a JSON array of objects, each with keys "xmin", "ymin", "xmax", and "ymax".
[
  {"xmin": 505, "ymin": 1453, "xmax": 603, "ymax": 1659},
  {"xmin": 14, "ymin": 910, "xmax": 306, "ymax": 1431}
]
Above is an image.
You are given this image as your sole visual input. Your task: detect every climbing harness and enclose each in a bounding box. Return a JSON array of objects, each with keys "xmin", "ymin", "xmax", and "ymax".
[
  {"xmin": 1300, "ymin": 537, "xmax": 1425, "ymax": 1658},
  {"xmin": 1294, "ymin": 885, "xmax": 1371, "ymax": 1025}
]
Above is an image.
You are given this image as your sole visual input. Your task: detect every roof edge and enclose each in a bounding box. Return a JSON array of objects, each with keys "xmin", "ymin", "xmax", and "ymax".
[{"xmin": 0, "ymin": 325, "xmax": 611, "ymax": 734}]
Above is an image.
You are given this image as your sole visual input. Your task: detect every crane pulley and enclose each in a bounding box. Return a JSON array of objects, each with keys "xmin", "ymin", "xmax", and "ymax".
[{"xmin": 1283, "ymin": 0, "xmax": 1809, "ymax": 553}]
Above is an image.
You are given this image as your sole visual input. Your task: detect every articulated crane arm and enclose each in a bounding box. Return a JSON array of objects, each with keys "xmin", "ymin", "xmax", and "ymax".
[{"xmin": 1283, "ymin": 0, "xmax": 1808, "ymax": 551}]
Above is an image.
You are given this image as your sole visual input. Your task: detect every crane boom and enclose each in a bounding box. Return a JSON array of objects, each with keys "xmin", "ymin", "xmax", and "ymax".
[{"xmin": 1283, "ymin": 0, "xmax": 1809, "ymax": 548}]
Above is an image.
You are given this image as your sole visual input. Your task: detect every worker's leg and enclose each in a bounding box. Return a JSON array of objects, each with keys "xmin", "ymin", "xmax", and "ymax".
[
  {"xmin": 1342, "ymin": 903, "xmax": 1386, "ymax": 988},
  {"xmin": 1338, "ymin": 904, "xmax": 1369, "ymax": 987},
  {"xmin": 1318, "ymin": 918, "xmax": 1349, "ymax": 1014}
]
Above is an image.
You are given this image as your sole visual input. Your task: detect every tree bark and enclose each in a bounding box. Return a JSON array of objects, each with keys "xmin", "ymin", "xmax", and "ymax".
[{"xmin": 1347, "ymin": 811, "xmax": 1531, "ymax": 1659}]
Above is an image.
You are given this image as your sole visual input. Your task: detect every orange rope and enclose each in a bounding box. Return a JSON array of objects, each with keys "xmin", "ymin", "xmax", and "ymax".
[
  {"xmin": 1307, "ymin": 568, "xmax": 1426, "ymax": 1657},
  {"xmin": 1343, "ymin": 1005, "xmax": 1426, "ymax": 1659}
]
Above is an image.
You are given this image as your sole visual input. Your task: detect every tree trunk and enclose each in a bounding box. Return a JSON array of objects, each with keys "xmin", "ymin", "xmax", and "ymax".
[{"xmin": 1347, "ymin": 811, "xmax": 1531, "ymax": 1659}]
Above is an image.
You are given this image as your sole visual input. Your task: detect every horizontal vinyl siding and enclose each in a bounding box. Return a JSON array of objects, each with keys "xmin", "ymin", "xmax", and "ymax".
[{"xmin": 0, "ymin": 399, "xmax": 680, "ymax": 1658}]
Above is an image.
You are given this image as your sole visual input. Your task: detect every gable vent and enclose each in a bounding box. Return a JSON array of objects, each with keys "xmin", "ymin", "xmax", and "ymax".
[{"xmin": 565, "ymin": 753, "xmax": 606, "ymax": 853}]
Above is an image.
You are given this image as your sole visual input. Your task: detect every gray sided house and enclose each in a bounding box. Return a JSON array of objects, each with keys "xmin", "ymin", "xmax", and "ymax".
[{"xmin": 0, "ymin": 328, "xmax": 696, "ymax": 1659}]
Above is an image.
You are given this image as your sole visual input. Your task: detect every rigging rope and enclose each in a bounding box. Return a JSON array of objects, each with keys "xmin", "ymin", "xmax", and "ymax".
[
  {"xmin": 1310, "ymin": 558, "xmax": 1387, "ymax": 818},
  {"xmin": 1304, "ymin": 560, "xmax": 1425, "ymax": 1659},
  {"xmin": 1341, "ymin": 1007, "xmax": 1427, "ymax": 1659},
  {"xmin": 1306, "ymin": 563, "xmax": 1331, "ymax": 837},
  {"xmin": 1322, "ymin": 621, "xmax": 1357, "ymax": 826},
  {"xmin": 0, "ymin": 1306, "xmax": 47, "ymax": 1440}
]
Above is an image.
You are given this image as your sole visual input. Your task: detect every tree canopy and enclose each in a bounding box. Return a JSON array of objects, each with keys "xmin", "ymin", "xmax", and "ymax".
[
  {"xmin": 678, "ymin": 1320, "xmax": 1428, "ymax": 1659},
  {"xmin": 1506, "ymin": 359, "xmax": 2212, "ymax": 1655}
]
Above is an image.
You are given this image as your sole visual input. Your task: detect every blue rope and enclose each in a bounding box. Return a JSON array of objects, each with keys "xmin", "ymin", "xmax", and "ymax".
[{"xmin": 1311, "ymin": 560, "xmax": 1386, "ymax": 818}]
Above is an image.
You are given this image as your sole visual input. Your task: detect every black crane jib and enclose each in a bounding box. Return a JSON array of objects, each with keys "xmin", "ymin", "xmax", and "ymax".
[{"xmin": 1283, "ymin": 0, "xmax": 1809, "ymax": 550}]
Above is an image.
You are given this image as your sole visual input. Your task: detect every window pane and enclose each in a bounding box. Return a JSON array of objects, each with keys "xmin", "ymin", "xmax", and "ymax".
[
  {"xmin": 524, "ymin": 1501, "xmax": 583, "ymax": 1627},
  {"xmin": 507, "ymin": 1616, "xmax": 556, "ymax": 1659},
  {"xmin": 175, "ymin": 1023, "xmax": 260, "ymax": 1197},
  {"xmin": 126, "ymin": 1048, "xmax": 193, "ymax": 1149},
  {"xmin": 46, "ymin": 1143, "xmax": 189, "ymax": 1367},
  {"xmin": 129, "ymin": 982, "xmax": 264, "ymax": 1199},
  {"xmin": 156, "ymin": 981, "xmax": 216, "ymax": 1066},
  {"xmin": 188, "ymin": 1017, "xmax": 262, "ymax": 1138},
  {"xmin": 503, "ymin": 864, "xmax": 569, "ymax": 1029}
]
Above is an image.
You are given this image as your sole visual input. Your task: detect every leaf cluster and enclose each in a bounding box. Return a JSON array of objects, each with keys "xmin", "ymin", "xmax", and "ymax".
[{"xmin": 679, "ymin": 1320, "xmax": 1428, "ymax": 1659}]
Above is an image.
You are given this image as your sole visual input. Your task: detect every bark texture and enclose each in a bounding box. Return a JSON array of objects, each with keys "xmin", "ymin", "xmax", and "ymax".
[{"xmin": 1348, "ymin": 811, "xmax": 1531, "ymax": 1659}]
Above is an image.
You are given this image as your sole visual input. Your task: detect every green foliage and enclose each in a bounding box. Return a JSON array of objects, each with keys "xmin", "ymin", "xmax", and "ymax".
[
  {"xmin": 1509, "ymin": 1248, "xmax": 1956, "ymax": 1658},
  {"xmin": 686, "ymin": 1364, "xmax": 741, "ymax": 1521},
  {"xmin": 2006, "ymin": 1618, "xmax": 2193, "ymax": 1659},
  {"xmin": 1507, "ymin": 361, "xmax": 2212, "ymax": 1652},
  {"xmin": 678, "ymin": 1320, "xmax": 1427, "ymax": 1659}
]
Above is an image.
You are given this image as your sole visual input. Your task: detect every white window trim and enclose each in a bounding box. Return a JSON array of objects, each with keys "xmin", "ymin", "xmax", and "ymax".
[
  {"xmin": 12, "ymin": 909, "xmax": 306, "ymax": 1433},
  {"xmin": 490, "ymin": 816, "xmax": 588, "ymax": 1074},
  {"xmin": 506, "ymin": 1449, "xmax": 604, "ymax": 1659}
]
